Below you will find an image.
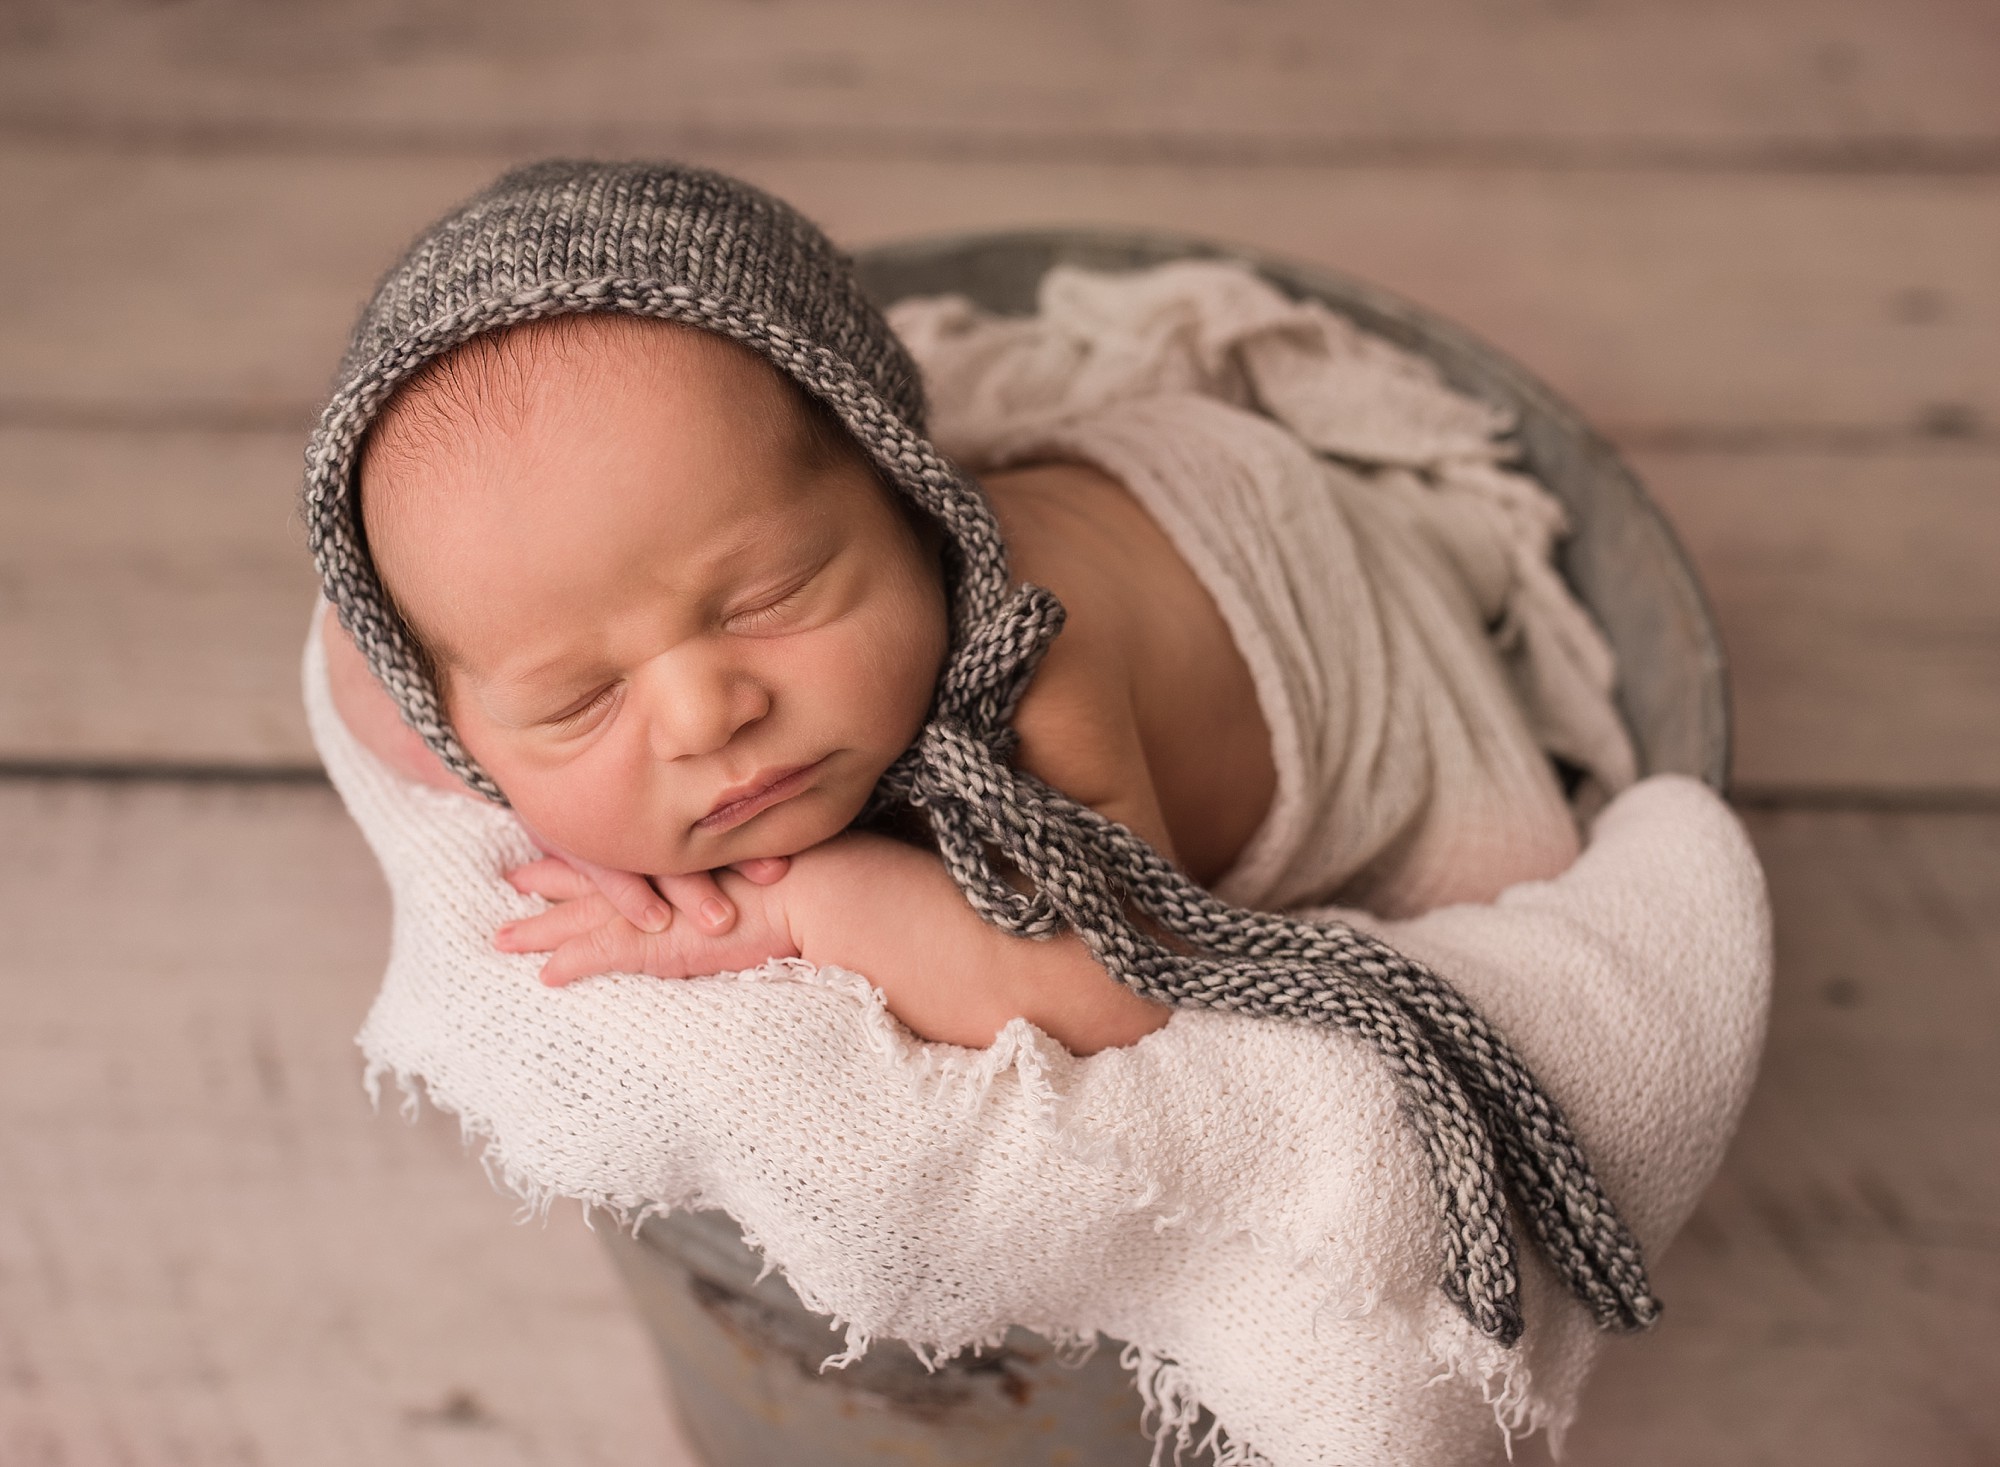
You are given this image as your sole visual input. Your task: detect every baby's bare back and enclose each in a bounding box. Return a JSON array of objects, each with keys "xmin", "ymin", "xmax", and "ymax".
[
  {"xmin": 985, "ymin": 458, "xmax": 1579, "ymax": 910},
  {"xmin": 984, "ymin": 460, "xmax": 1277, "ymax": 886}
]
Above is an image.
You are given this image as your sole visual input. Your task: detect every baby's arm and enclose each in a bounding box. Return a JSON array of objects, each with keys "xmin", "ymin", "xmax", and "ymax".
[
  {"xmin": 787, "ymin": 834, "xmax": 1171, "ymax": 1053},
  {"xmin": 501, "ymin": 831, "xmax": 1172, "ymax": 1057}
]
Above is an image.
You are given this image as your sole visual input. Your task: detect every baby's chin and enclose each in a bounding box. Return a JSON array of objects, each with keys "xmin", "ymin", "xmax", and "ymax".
[{"xmin": 546, "ymin": 784, "xmax": 861, "ymax": 879}]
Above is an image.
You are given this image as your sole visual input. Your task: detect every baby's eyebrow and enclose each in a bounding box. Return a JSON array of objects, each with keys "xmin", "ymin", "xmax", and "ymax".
[{"xmin": 705, "ymin": 514, "xmax": 827, "ymax": 573}]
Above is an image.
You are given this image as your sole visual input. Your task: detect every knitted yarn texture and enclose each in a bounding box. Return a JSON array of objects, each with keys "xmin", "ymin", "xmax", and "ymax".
[{"xmin": 302, "ymin": 159, "xmax": 1654, "ymax": 1345}]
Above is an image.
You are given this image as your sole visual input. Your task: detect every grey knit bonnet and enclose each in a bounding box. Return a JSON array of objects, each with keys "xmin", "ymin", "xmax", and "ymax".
[
  {"xmin": 305, "ymin": 158, "xmax": 1028, "ymax": 804},
  {"xmin": 305, "ymin": 158, "xmax": 1658, "ymax": 1349}
]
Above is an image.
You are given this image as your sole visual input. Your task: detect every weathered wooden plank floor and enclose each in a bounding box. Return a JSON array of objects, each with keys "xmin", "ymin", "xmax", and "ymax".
[
  {"xmin": 3, "ymin": 0, "xmax": 1993, "ymax": 155},
  {"xmin": 1528, "ymin": 807, "xmax": 2000, "ymax": 1467},
  {"xmin": 1, "ymin": 1, "xmax": 1995, "ymax": 1462},
  {"xmin": 6, "ymin": 149, "xmax": 1996, "ymax": 440},
  {"xmin": 0, "ymin": 781, "xmax": 696, "ymax": 1467}
]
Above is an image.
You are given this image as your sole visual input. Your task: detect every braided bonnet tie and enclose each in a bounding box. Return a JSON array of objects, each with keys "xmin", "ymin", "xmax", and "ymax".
[
  {"xmin": 818, "ymin": 398, "xmax": 1664, "ymax": 1346},
  {"xmin": 867, "ymin": 518, "xmax": 1661, "ymax": 1349}
]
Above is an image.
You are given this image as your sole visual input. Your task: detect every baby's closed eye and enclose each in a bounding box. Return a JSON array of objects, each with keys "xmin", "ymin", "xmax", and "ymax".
[
  {"xmin": 722, "ymin": 547, "xmax": 848, "ymax": 635},
  {"xmin": 725, "ymin": 578, "xmax": 814, "ymax": 632},
  {"xmin": 544, "ymin": 681, "xmax": 625, "ymax": 734}
]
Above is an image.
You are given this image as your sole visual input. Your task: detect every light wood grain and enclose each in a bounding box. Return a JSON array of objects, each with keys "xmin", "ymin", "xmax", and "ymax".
[
  {"xmin": 0, "ymin": 147, "xmax": 1994, "ymax": 441},
  {"xmin": 0, "ymin": 426, "xmax": 321, "ymax": 768},
  {"xmin": 3, "ymin": 786, "xmax": 1993, "ymax": 1466},
  {"xmin": 4, "ymin": 425, "xmax": 1993, "ymax": 793},
  {"xmin": 1529, "ymin": 805, "xmax": 2000, "ymax": 1467},
  {"xmin": 1, "ymin": 0, "xmax": 1993, "ymax": 157},
  {"xmin": 1632, "ymin": 444, "xmax": 2000, "ymax": 792},
  {"xmin": 0, "ymin": 780, "xmax": 700, "ymax": 1467}
]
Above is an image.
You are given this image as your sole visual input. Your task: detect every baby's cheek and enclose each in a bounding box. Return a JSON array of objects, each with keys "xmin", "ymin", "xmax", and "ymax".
[
  {"xmin": 866, "ymin": 590, "xmax": 949, "ymax": 728},
  {"xmin": 470, "ymin": 738, "xmax": 681, "ymax": 874},
  {"xmin": 831, "ymin": 640, "xmax": 933, "ymax": 760}
]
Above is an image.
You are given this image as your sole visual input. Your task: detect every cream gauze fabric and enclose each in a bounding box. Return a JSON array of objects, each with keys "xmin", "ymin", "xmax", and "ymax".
[
  {"xmin": 889, "ymin": 261, "xmax": 1637, "ymax": 916},
  {"xmin": 308, "ymin": 263, "xmax": 1771, "ymax": 1466}
]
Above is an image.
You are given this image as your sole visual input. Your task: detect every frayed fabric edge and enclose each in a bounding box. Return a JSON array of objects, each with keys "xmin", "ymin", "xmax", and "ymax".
[
  {"xmin": 357, "ymin": 956, "xmax": 1572, "ymax": 1462},
  {"xmin": 1125, "ymin": 1345, "xmax": 1275, "ymax": 1467},
  {"xmin": 1420, "ymin": 1299, "xmax": 1576, "ymax": 1456},
  {"xmin": 797, "ymin": 967, "xmax": 1581, "ymax": 1457},
  {"xmin": 738, "ymin": 963, "xmax": 1401, "ymax": 1326}
]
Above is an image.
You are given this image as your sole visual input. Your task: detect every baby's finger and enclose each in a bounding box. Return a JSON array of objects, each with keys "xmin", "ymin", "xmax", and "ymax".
[
  {"xmin": 730, "ymin": 856, "xmax": 791, "ymax": 885},
  {"xmin": 539, "ymin": 919, "xmax": 662, "ymax": 988},
  {"xmin": 496, "ymin": 895, "xmax": 619, "ymax": 955},
  {"xmin": 505, "ymin": 857, "xmax": 599, "ymax": 902},
  {"xmin": 653, "ymin": 870, "xmax": 736, "ymax": 934},
  {"xmin": 567, "ymin": 854, "xmax": 674, "ymax": 933}
]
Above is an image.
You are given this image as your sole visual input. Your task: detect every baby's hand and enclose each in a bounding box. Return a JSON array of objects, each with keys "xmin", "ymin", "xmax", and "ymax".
[
  {"xmin": 497, "ymin": 857, "xmax": 800, "ymax": 987},
  {"xmin": 535, "ymin": 846, "xmax": 792, "ymax": 940}
]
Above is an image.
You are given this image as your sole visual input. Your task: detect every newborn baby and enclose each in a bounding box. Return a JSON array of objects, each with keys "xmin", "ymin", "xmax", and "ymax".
[
  {"xmin": 325, "ymin": 308, "xmax": 1581, "ymax": 1057},
  {"xmin": 310, "ymin": 162, "xmax": 1685, "ymax": 1370}
]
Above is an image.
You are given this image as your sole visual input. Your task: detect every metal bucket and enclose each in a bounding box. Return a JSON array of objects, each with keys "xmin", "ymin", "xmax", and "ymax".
[
  {"xmin": 599, "ymin": 1210, "xmax": 1193, "ymax": 1466},
  {"xmin": 601, "ymin": 230, "xmax": 1731, "ymax": 1466}
]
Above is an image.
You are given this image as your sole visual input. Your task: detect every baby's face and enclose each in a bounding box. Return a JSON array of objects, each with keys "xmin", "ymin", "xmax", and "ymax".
[{"xmin": 360, "ymin": 316, "xmax": 949, "ymax": 876}]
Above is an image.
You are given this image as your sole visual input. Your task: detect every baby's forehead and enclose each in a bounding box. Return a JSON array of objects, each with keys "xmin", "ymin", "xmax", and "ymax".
[
  {"xmin": 357, "ymin": 312, "xmax": 897, "ymax": 555},
  {"xmin": 358, "ymin": 313, "xmax": 881, "ymax": 574},
  {"xmin": 366, "ymin": 314, "xmax": 804, "ymax": 464}
]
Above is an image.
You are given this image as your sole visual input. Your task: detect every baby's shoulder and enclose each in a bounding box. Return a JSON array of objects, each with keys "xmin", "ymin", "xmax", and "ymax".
[
  {"xmin": 979, "ymin": 459, "xmax": 1161, "ymax": 645},
  {"xmin": 982, "ymin": 462, "xmax": 1177, "ymax": 858}
]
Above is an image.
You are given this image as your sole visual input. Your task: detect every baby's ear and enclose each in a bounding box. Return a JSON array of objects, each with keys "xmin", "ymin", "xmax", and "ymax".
[
  {"xmin": 892, "ymin": 487, "xmax": 949, "ymax": 563},
  {"xmin": 321, "ymin": 606, "xmax": 466, "ymax": 797}
]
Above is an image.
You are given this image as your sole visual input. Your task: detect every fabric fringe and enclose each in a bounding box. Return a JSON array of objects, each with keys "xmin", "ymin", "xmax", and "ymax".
[
  {"xmin": 1125, "ymin": 1344, "xmax": 1274, "ymax": 1467},
  {"xmin": 363, "ymin": 970, "xmax": 1568, "ymax": 1459}
]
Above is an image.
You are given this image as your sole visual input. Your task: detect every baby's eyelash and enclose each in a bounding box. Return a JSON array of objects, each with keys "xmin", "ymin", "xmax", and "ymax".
[
  {"xmin": 729, "ymin": 582, "xmax": 809, "ymax": 629},
  {"xmin": 549, "ymin": 683, "xmax": 621, "ymax": 729}
]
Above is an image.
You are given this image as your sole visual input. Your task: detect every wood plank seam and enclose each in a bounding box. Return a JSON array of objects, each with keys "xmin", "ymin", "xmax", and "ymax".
[
  {"xmin": 3, "ymin": 114, "xmax": 1998, "ymax": 176},
  {"xmin": 0, "ymin": 760, "xmax": 330, "ymax": 785},
  {"xmin": 5, "ymin": 400, "xmax": 1993, "ymax": 450},
  {"xmin": 8, "ymin": 764, "xmax": 2000, "ymax": 815}
]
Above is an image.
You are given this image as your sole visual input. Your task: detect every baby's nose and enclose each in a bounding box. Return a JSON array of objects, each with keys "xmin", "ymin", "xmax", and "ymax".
[{"xmin": 642, "ymin": 655, "xmax": 771, "ymax": 763}]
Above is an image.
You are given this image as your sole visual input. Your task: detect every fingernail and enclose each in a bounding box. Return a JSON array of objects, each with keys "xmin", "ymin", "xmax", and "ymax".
[
  {"xmin": 700, "ymin": 898, "xmax": 730, "ymax": 928},
  {"xmin": 641, "ymin": 904, "xmax": 671, "ymax": 933},
  {"xmin": 494, "ymin": 924, "xmax": 514, "ymax": 948}
]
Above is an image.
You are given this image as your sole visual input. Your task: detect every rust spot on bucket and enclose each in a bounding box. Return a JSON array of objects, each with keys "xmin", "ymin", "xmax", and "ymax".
[
  {"xmin": 404, "ymin": 1387, "xmax": 496, "ymax": 1429},
  {"xmin": 960, "ymin": 1352, "xmax": 1035, "ymax": 1407}
]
